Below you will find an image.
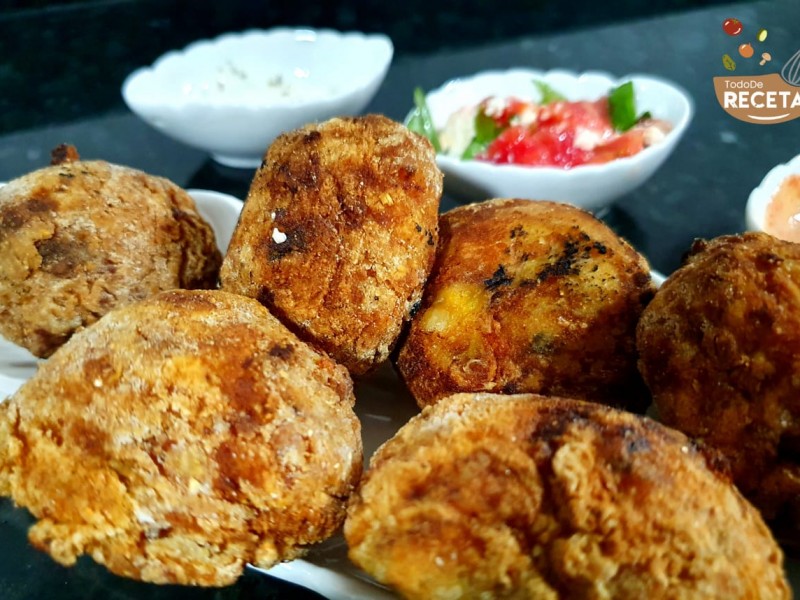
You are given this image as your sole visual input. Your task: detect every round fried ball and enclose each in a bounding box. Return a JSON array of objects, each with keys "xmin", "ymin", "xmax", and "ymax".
[
  {"xmin": 220, "ymin": 115, "xmax": 443, "ymax": 375},
  {"xmin": 345, "ymin": 393, "xmax": 788, "ymax": 599},
  {"xmin": 396, "ymin": 199, "xmax": 655, "ymax": 410},
  {"xmin": 0, "ymin": 148, "xmax": 221, "ymax": 358},
  {"xmin": 0, "ymin": 289, "xmax": 362, "ymax": 586},
  {"xmin": 637, "ymin": 232, "xmax": 800, "ymax": 521}
]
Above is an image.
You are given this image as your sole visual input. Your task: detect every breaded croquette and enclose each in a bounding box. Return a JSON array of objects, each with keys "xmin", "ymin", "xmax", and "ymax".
[
  {"xmin": 220, "ymin": 115, "xmax": 443, "ymax": 375},
  {"xmin": 345, "ymin": 393, "xmax": 789, "ymax": 599},
  {"xmin": 397, "ymin": 199, "xmax": 655, "ymax": 409},
  {"xmin": 0, "ymin": 290, "xmax": 362, "ymax": 586},
  {"xmin": 638, "ymin": 232, "xmax": 800, "ymax": 522},
  {"xmin": 0, "ymin": 146, "xmax": 220, "ymax": 358}
]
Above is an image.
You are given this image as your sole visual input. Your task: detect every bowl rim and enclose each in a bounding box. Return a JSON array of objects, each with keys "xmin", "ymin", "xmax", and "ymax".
[
  {"xmin": 745, "ymin": 152, "xmax": 800, "ymax": 232},
  {"xmin": 122, "ymin": 27, "xmax": 394, "ymax": 110},
  {"xmin": 416, "ymin": 68, "xmax": 694, "ymax": 177}
]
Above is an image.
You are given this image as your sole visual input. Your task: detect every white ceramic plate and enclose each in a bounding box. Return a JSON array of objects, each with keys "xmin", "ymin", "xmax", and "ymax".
[
  {"xmin": 416, "ymin": 69, "xmax": 693, "ymax": 211},
  {"xmin": 745, "ymin": 152, "xmax": 800, "ymax": 234},
  {"xmin": 0, "ymin": 189, "xmax": 794, "ymax": 598}
]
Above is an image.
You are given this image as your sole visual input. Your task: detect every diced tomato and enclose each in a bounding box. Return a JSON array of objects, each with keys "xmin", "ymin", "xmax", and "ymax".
[
  {"xmin": 482, "ymin": 125, "xmax": 592, "ymax": 168},
  {"xmin": 473, "ymin": 95, "xmax": 646, "ymax": 168},
  {"xmin": 588, "ymin": 130, "xmax": 645, "ymax": 164},
  {"xmin": 478, "ymin": 97, "xmax": 535, "ymax": 128},
  {"xmin": 538, "ymin": 99, "xmax": 612, "ymax": 137}
]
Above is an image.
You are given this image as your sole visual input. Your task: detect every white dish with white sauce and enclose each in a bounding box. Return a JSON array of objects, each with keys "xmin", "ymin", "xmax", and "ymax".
[{"xmin": 122, "ymin": 29, "xmax": 393, "ymax": 168}]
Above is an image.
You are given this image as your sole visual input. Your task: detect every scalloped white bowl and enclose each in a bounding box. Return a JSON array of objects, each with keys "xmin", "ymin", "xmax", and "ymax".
[
  {"xmin": 415, "ymin": 69, "xmax": 693, "ymax": 211},
  {"xmin": 122, "ymin": 28, "xmax": 393, "ymax": 168},
  {"xmin": 745, "ymin": 153, "xmax": 800, "ymax": 235}
]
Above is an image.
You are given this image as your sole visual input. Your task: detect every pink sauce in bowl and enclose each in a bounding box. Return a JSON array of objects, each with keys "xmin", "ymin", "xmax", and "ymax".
[{"xmin": 764, "ymin": 175, "xmax": 800, "ymax": 243}]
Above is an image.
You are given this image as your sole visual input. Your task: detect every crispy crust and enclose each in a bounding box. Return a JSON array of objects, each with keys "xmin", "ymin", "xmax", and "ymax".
[
  {"xmin": 345, "ymin": 393, "xmax": 789, "ymax": 599},
  {"xmin": 0, "ymin": 159, "xmax": 221, "ymax": 357},
  {"xmin": 0, "ymin": 290, "xmax": 362, "ymax": 586},
  {"xmin": 637, "ymin": 232, "xmax": 800, "ymax": 521},
  {"xmin": 396, "ymin": 199, "xmax": 655, "ymax": 409},
  {"xmin": 220, "ymin": 115, "xmax": 443, "ymax": 375}
]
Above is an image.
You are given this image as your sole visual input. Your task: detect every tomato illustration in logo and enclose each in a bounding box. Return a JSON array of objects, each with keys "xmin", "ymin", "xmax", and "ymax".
[{"xmin": 723, "ymin": 18, "xmax": 743, "ymax": 36}]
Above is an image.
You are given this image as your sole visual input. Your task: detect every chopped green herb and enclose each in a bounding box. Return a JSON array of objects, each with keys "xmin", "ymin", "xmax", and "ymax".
[
  {"xmin": 406, "ymin": 87, "xmax": 441, "ymax": 152},
  {"xmin": 461, "ymin": 139, "xmax": 486, "ymax": 160},
  {"xmin": 608, "ymin": 81, "xmax": 638, "ymax": 132},
  {"xmin": 722, "ymin": 54, "xmax": 737, "ymax": 71},
  {"xmin": 534, "ymin": 80, "xmax": 566, "ymax": 105},
  {"xmin": 461, "ymin": 110, "xmax": 503, "ymax": 159}
]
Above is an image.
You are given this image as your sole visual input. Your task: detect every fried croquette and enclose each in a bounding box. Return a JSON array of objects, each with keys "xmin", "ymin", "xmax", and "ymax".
[
  {"xmin": 220, "ymin": 115, "xmax": 443, "ymax": 375},
  {"xmin": 637, "ymin": 232, "xmax": 800, "ymax": 522},
  {"xmin": 0, "ymin": 146, "xmax": 221, "ymax": 358},
  {"xmin": 345, "ymin": 393, "xmax": 789, "ymax": 600},
  {"xmin": 396, "ymin": 199, "xmax": 655, "ymax": 410},
  {"xmin": 0, "ymin": 290, "xmax": 362, "ymax": 586}
]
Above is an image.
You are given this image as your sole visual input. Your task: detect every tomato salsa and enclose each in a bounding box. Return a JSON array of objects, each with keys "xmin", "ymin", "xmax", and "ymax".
[{"xmin": 408, "ymin": 82, "xmax": 671, "ymax": 169}]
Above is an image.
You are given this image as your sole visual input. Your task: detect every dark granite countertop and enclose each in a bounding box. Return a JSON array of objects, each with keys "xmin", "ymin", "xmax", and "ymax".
[
  {"xmin": 1, "ymin": 0, "xmax": 800, "ymax": 598},
  {"xmin": 1, "ymin": 0, "xmax": 798, "ymax": 274},
  {"xmin": 0, "ymin": 0, "xmax": 752, "ymax": 134}
]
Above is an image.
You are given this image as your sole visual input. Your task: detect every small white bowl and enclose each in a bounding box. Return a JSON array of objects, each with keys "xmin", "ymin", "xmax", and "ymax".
[
  {"xmin": 122, "ymin": 28, "xmax": 393, "ymax": 168},
  {"xmin": 745, "ymin": 153, "xmax": 800, "ymax": 235},
  {"xmin": 188, "ymin": 188, "xmax": 243, "ymax": 253},
  {"xmin": 416, "ymin": 69, "xmax": 693, "ymax": 211}
]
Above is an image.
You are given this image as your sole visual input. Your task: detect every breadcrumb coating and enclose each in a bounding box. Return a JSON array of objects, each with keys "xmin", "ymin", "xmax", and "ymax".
[
  {"xmin": 221, "ymin": 115, "xmax": 443, "ymax": 375},
  {"xmin": 0, "ymin": 290, "xmax": 362, "ymax": 586},
  {"xmin": 0, "ymin": 153, "xmax": 221, "ymax": 357},
  {"xmin": 345, "ymin": 393, "xmax": 788, "ymax": 599},
  {"xmin": 638, "ymin": 232, "xmax": 800, "ymax": 522},
  {"xmin": 397, "ymin": 199, "xmax": 654, "ymax": 409}
]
